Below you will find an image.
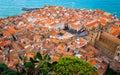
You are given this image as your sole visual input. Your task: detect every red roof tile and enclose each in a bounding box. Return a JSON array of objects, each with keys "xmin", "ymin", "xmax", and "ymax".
[
  {"xmin": 87, "ymin": 20, "xmax": 98, "ymax": 27},
  {"xmin": 99, "ymin": 18, "xmax": 107, "ymax": 25},
  {"xmin": 90, "ymin": 60, "xmax": 97, "ymax": 66},
  {"xmin": 7, "ymin": 27, "xmax": 16, "ymax": 34},
  {"xmin": 3, "ymin": 31, "xmax": 11, "ymax": 36}
]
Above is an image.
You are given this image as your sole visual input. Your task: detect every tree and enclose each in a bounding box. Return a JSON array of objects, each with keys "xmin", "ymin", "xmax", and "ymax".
[
  {"xmin": 0, "ymin": 63, "xmax": 18, "ymax": 75},
  {"xmin": 0, "ymin": 54, "xmax": 98, "ymax": 75},
  {"xmin": 53, "ymin": 56, "xmax": 98, "ymax": 75},
  {"xmin": 16, "ymin": 52, "xmax": 57, "ymax": 75},
  {"xmin": 105, "ymin": 68, "xmax": 118, "ymax": 75}
]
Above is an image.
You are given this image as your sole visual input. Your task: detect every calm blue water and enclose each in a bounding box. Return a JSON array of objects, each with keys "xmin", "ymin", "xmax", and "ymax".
[{"xmin": 0, "ymin": 0, "xmax": 120, "ymax": 18}]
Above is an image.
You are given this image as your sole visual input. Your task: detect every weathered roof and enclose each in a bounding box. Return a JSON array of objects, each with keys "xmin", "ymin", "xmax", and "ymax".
[{"xmin": 101, "ymin": 32, "xmax": 120, "ymax": 45}]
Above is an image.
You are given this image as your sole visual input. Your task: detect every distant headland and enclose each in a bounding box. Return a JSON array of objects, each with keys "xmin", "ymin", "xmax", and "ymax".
[{"xmin": 0, "ymin": 6, "xmax": 120, "ymax": 75}]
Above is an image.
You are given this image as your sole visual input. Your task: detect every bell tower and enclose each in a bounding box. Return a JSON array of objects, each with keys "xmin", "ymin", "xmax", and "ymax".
[{"xmin": 114, "ymin": 45, "xmax": 120, "ymax": 62}]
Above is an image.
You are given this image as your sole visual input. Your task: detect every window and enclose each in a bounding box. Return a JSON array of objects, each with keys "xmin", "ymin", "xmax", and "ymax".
[
  {"xmin": 118, "ymin": 53, "xmax": 120, "ymax": 56},
  {"xmin": 117, "ymin": 47, "xmax": 120, "ymax": 51}
]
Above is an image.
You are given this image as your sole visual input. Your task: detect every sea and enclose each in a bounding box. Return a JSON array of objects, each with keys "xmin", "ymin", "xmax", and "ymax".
[{"xmin": 0, "ymin": 0, "xmax": 120, "ymax": 18}]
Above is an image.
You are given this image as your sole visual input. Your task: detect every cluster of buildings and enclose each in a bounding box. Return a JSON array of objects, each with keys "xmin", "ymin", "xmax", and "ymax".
[{"xmin": 0, "ymin": 6, "xmax": 120, "ymax": 74}]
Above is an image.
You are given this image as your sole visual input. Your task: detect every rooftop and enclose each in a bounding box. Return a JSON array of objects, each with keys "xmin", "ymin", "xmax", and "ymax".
[{"xmin": 0, "ymin": 6, "xmax": 120, "ymax": 74}]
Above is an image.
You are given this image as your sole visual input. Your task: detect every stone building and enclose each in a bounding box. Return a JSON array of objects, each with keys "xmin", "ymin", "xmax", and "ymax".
[
  {"xmin": 85, "ymin": 20, "xmax": 100, "ymax": 46},
  {"xmin": 86, "ymin": 20, "xmax": 114, "ymax": 46},
  {"xmin": 94, "ymin": 32, "xmax": 120, "ymax": 62},
  {"xmin": 114, "ymin": 46, "xmax": 120, "ymax": 62},
  {"xmin": 52, "ymin": 23, "xmax": 65, "ymax": 30}
]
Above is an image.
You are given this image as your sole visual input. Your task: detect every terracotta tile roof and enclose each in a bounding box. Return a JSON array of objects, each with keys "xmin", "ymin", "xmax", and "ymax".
[
  {"xmin": 51, "ymin": 55, "xmax": 60, "ymax": 62},
  {"xmin": 111, "ymin": 29, "xmax": 120, "ymax": 36},
  {"xmin": 85, "ymin": 53, "xmax": 92, "ymax": 57},
  {"xmin": 24, "ymin": 45, "xmax": 33, "ymax": 51},
  {"xmin": 11, "ymin": 42, "xmax": 22, "ymax": 50},
  {"xmin": 51, "ymin": 32, "xmax": 58, "ymax": 37},
  {"xmin": 66, "ymin": 51, "xmax": 73, "ymax": 56},
  {"xmin": 57, "ymin": 44, "xmax": 66, "ymax": 50},
  {"xmin": 50, "ymin": 22, "xmax": 57, "ymax": 27},
  {"xmin": 5, "ymin": 40, "xmax": 11, "ymax": 45},
  {"xmin": 50, "ymin": 39, "xmax": 60, "ymax": 43},
  {"xmin": 9, "ymin": 54, "xmax": 14, "ymax": 61},
  {"xmin": 76, "ymin": 38, "xmax": 88, "ymax": 48},
  {"xmin": 16, "ymin": 28, "xmax": 24, "ymax": 33},
  {"xmin": 34, "ymin": 34, "xmax": 42, "ymax": 40},
  {"xmin": 13, "ymin": 59, "xmax": 19, "ymax": 64},
  {"xmin": 0, "ymin": 38, "xmax": 4, "ymax": 41},
  {"xmin": 104, "ymin": 12, "xmax": 111, "ymax": 17},
  {"xmin": 40, "ymin": 50, "xmax": 47, "ymax": 55},
  {"xmin": 93, "ymin": 49, "xmax": 99, "ymax": 54},
  {"xmin": 99, "ymin": 17, "xmax": 107, "ymax": 25},
  {"xmin": 46, "ymin": 18, "xmax": 52, "ymax": 23},
  {"xmin": 70, "ymin": 23, "xmax": 82, "ymax": 28},
  {"xmin": 3, "ymin": 31, "xmax": 11, "ymax": 36},
  {"xmin": 27, "ymin": 26, "xmax": 34, "ymax": 31},
  {"xmin": 36, "ymin": 21, "xmax": 46, "ymax": 26},
  {"xmin": 43, "ymin": 43, "xmax": 49, "ymax": 48},
  {"xmin": 26, "ymin": 53, "xmax": 34, "ymax": 59},
  {"xmin": 19, "ymin": 42, "xmax": 26, "ymax": 47},
  {"xmin": 0, "ymin": 6, "xmax": 117, "ymax": 69},
  {"xmin": 34, "ymin": 14, "xmax": 40, "ymax": 19},
  {"xmin": 90, "ymin": 60, "xmax": 97, "ymax": 66},
  {"xmin": 87, "ymin": 20, "xmax": 98, "ymax": 27},
  {"xmin": 96, "ymin": 10, "xmax": 104, "ymax": 14},
  {"xmin": 60, "ymin": 30, "xmax": 66, "ymax": 34},
  {"xmin": 7, "ymin": 61, "xmax": 14, "ymax": 68},
  {"xmin": 7, "ymin": 27, "xmax": 16, "ymax": 34},
  {"xmin": 102, "ymin": 32, "xmax": 120, "ymax": 45},
  {"xmin": 0, "ymin": 40, "xmax": 11, "ymax": 47},
  {"xmin": 111, "ymin": 26, "xmax": 120, "ymax": 36}
]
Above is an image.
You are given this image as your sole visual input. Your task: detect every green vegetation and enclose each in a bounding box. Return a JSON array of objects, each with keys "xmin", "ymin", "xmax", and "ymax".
[
  {"xmin": 16, "ymin": 52, "xmax": 57, "ymax": 75},
  {"xmin": 0, "ymin": 63, "xmax": 18, "ymax": 75},
  {"xmin": 0, "ymin": 53, "xmax": 98, "ymax": 75},
  {"xmin": 105, "ymin": 68, "xmax": 118, "ymax": 75},
  {"xmin": 53, "ymin": 56, "xmax": 98, "ymax": 75}
]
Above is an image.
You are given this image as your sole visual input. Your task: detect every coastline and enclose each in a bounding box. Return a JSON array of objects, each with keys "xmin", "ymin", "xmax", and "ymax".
[
  {"xmin": 1, "ymin": 0, "xmax": 120, "ymax": 18},
  {"xmin": 0, "ymin": 5, "xmax": 120, "ymax": 75},
  {"xmin": 0, "ymin": 7, "xmax": 117, "ymax": 19}
]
